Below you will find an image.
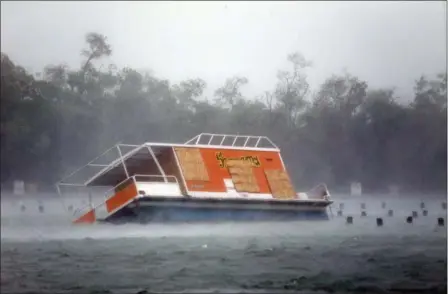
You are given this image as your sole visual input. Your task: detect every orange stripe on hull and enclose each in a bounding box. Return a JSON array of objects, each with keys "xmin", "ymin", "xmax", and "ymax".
[
  {"xmin": 73, "ymin": 180, "xmax": 138, "ymax": 225},
  {"xmin": 106, "ymin": 181, "xmax": 138, "ymax": 214},
  {"xmin": 73, "ymin": 209, "xmax": 95, "ymax": 224}
]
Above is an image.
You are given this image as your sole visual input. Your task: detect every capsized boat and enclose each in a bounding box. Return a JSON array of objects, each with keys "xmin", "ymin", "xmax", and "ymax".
[{"xmin": 56, "ymin": 133, "xmax": 333, "ymax": 224}]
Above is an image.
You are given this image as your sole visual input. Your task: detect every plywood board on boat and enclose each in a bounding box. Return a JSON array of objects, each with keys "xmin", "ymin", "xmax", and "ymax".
[
  {"xmin": 228, "ymin": 160, "xmax": 260, "ymax": 193},
  {"xmin": 230, "ymin": 173, "xmax": 258, "ymax": 184},
  {"xmin": 174, "ymin": 147, "xmax": 209, "ymax": 181},
  {"xmin": 264, "ymin": 169, "xmax": 296, "ymax": 200},
  {"xmin": 233, "ymin": 182, "xmax": 260, "ymax": 193}
]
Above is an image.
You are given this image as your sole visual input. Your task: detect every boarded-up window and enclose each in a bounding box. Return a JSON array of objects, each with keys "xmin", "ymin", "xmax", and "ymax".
[
  {"xmin": 264, "ymin": 169, "xmax": 296, "ymax": 200},
  {"xmin": 174, "ymin": 147, "xmax": 209, "ymax": 181},
  {"xmin": 227, "ymin": 160, "xmax": 260, "ymax": 193}
]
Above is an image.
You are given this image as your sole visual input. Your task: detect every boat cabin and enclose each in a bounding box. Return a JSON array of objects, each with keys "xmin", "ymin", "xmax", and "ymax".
[{"xmin": 82, "ymin": 133, "xmax": 298, "ymax": 200}]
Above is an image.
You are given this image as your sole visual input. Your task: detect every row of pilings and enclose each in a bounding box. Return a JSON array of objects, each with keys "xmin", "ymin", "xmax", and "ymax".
[{"xmin": 335, "ymin": 201, "xmax": 446, "ymax": 227}]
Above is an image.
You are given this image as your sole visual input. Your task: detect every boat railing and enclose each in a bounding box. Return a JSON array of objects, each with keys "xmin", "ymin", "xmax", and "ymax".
[
  {"xmin": 72, "ymin": 174, "xmax": 180, "ymax": 219},
  {"xmin": 184, "ymin": 133, "xmax": 279, "ymax": 149},
  {"xmin": 100, "ymin": 174, "xmax": 179, "ymax": 199},
  {"xmin": 56, "ymin": 182, "xmax": 91, "ymax": 197},
  {"xmin": 101, "ymin": 176, "xmax": 136, "ymax": 200},
  {"xmin": 56, "ymin": 182, "xmax": 103, "ymax": 217},
  {"xmin": 133, "ymin": 174, "xmax": 178, "ymax": 184},
  {"xmin": 70, "ymin": 176, "xmax": 133, "ymax": 219},
  {"xmin": 72, "ymin": 204, "xmax": 93, "ymax": 219}
]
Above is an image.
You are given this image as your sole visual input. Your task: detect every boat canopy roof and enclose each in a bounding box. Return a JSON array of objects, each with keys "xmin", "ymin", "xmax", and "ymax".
[{"xmin": 57, "ymin": 133, "xmax": 280, "ymax": 188}]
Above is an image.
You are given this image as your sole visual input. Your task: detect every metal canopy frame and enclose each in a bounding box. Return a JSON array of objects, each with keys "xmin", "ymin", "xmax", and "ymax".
[
  {"xmin": 56, "ymin": 143, "xmax": 174, "ymax": 216},
  {"xmin": 82, "ymin": 144, "xmax": 169, "ymax": 186},
  {"xmin": 56, "ymin": 143, "xmax": 166, "ymax": 187},
  {"xmin": 184, "ymin": 133, "xmax": 278, "ymax": 149},
  {"xmin": 145, "ymin": 145, "xmax": 168, "ymax": 183},
  {"xmin": 56, "ymin": 133, "xmax": 280, "ymax": 190}
]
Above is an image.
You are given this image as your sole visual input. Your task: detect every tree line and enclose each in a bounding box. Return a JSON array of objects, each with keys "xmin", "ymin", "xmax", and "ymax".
[{"xmin": 1, "ymin": 32, "xmax": 446, "ymax": 193}]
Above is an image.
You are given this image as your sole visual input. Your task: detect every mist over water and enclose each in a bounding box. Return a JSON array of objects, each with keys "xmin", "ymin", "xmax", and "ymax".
[
  {"xmin": 1, "ymin": 193, "xmax": 447, "ymax": 241},
  {"xmin": 1, "ymin": 193, "xmax": 447, "ymax": 293}
]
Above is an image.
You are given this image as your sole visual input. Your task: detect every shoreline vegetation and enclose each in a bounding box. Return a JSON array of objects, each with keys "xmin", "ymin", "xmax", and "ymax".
[{"xmin": 1, "ymin": 32, "xmax": 446, "ymax": 194}]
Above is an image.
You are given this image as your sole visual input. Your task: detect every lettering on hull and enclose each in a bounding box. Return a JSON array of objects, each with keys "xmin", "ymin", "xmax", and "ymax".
[{"xmin": 216, "ymin": 152, "xmax": 261, "ymax": 168}]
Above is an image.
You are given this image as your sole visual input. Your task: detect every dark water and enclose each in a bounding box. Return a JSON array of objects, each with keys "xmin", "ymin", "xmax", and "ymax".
[{"xmin": 1, "ymin": 195, "xmax": 447, "ymax": 294}]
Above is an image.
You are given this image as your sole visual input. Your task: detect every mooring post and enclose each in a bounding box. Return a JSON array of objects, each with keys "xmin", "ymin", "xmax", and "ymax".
[
  {"xmin": 38, "ymin": 201, "xmax": 44, "ymax": 213},
  {"xmin": 346, "ymin": 216, "xmax": 353, "ymax": 224},
  {"xmin": 376, "ymin": 218, "xmax": 383, "ymax": 227}
]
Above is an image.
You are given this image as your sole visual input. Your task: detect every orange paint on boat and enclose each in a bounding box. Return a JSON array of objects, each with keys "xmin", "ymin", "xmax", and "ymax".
[
  {"xmin": 73, "ymin": 209, "xmax": 95, "ymax": 224},
  {"xmin": 105, "ymin": 180, "xmax": 138, "ymax": 213},
  {"xmin": 185, "ymin": 148, "xmax": 286, "ymax": 193}
]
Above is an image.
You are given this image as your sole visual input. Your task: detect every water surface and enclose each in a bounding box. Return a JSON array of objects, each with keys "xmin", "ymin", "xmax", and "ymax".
[{"xmin": 1, "ymin": 194, "xmax": 447, "ymax": 293}]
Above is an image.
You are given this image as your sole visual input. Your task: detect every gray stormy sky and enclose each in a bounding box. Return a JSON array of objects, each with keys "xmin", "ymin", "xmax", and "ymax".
[{"xmin": 1, "ymin": 1, "xmax": 446, "ymax": 101}]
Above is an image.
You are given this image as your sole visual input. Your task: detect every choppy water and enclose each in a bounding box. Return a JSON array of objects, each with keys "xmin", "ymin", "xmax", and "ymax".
[{"xmin": 1, "ymin": 194, "xmax": 447, "ymax": 294}]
